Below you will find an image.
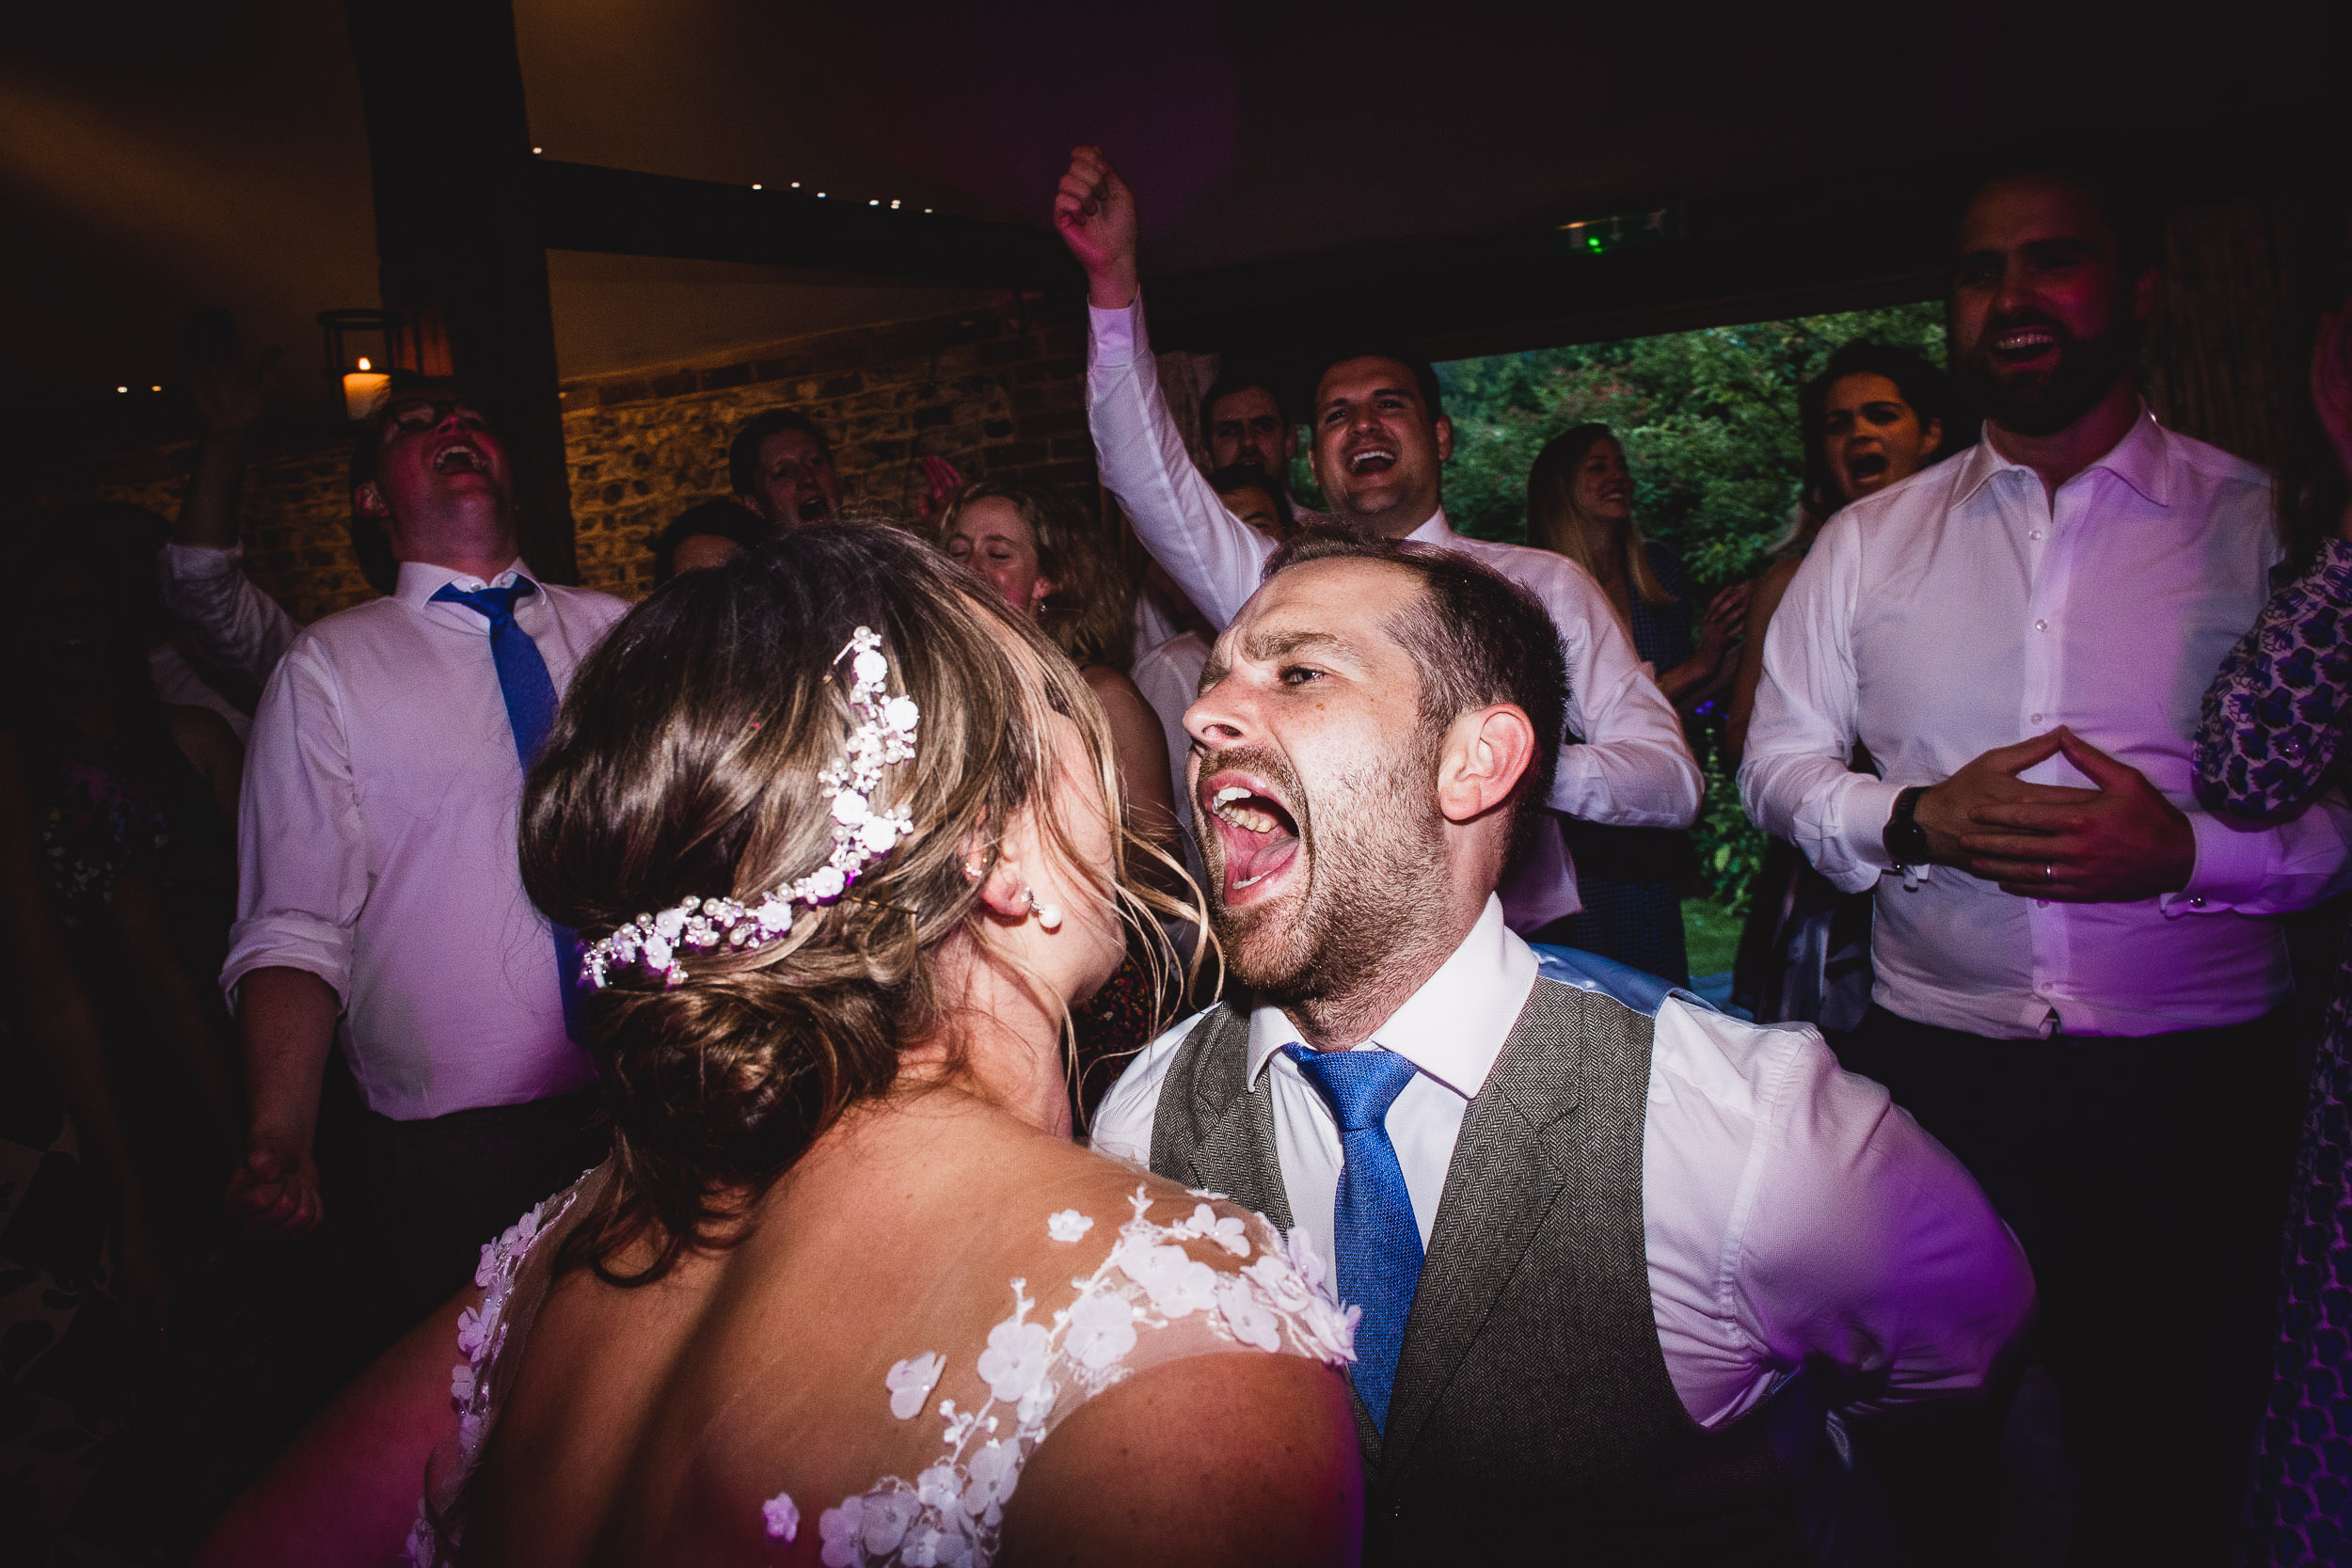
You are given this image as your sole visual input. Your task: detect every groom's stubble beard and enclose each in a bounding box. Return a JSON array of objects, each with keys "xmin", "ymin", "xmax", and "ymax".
[{"xmin": 1207, "ymin": 730, "xmax": 1452, "ymax": 1011}]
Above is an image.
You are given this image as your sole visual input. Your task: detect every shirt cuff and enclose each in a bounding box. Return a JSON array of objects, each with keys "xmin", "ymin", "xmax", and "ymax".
[
  {"xmin": 160, "ymin": 540, "xmax": 246, "ymax": 582},
  {"xmin": 1089, "ymin": 297, "xmax": 1143, "ymax": 371},
  {"xmin": 2165, "ymin": 811, "xmax": 2267, "ymax": 914},
  {"xmin": 1835, "ymin": 775, "xmax": 1912, "ymax": 871}
]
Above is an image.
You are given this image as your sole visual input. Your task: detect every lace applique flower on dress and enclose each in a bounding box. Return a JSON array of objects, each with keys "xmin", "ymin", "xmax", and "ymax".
[
  {"xmin": 803, "ymin": 1188, "xmax": 1356, "ymax": 1568},
  {"xmin": 405, "ymin": 1175, "xmax": 594, "ymax": 1568}
]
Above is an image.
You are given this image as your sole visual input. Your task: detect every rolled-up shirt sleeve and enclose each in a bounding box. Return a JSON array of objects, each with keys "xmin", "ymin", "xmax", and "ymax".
[
  {"xmin": 221, "ymin": 639, "xmax": 364, "ymax": 1007},
  {"xmin": 160, "ymin": 542, "xmax": 304, "ymax": 687},
  {"xmin": 1740, "ymin": 520, "xmax": 1901, "ymax": 892},
  {"xmin": 1088, "ymin": 296, "xmax": 1274, "ymax": 630},
  {"xmin": 1535, "ymin": 561, "xmax": 1703, "ymax": 828}
]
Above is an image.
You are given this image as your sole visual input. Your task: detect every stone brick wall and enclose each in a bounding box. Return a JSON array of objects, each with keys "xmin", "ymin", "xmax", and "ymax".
[
  {"xmin": 24, "ymin": 436, "xmax": 383, "ymax": 628},
  {"xmin": 23, "ymin": 296, "xmax": 1097, "ymax": 618},
  {"xmin": 563, "ymin": 300, "xmax": 1095, "ymax": 599}
]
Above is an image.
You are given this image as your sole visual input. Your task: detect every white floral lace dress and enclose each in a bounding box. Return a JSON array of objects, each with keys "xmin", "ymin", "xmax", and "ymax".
[{"xmin": 406, "ymin": 1168, "xmax": 1355, "ymax": 1568}]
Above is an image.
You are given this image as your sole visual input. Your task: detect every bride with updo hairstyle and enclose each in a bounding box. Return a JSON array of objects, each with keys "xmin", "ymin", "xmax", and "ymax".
[{"xmin": 198, "ymin": 526, "xmax": 1360, "ymax": 1568}]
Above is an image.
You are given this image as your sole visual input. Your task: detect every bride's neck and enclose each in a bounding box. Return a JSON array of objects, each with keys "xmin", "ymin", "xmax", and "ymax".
[{"xmin": 895, "ymin": 947, "xmax": 1073, "ymax": 1139}]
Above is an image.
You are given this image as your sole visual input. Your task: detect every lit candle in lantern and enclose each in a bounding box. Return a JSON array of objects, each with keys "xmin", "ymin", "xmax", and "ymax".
[{"xmin": 342, "ymin": 356, "xmax": 391, "ymax": 421}]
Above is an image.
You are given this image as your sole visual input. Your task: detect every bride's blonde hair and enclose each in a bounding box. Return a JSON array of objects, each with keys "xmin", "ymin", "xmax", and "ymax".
[{"xmin": 521, "ymin": 525, "xmax": 1198, "ymax": 1285}]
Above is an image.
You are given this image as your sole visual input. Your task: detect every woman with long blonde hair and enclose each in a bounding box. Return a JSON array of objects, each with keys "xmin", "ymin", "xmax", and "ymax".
[
  {"xmin": 1524, "ymin": 424, "xmax": 1747, "ymax": 984},
  {"xmin": 939, "ymin": 481, "xmax": 1176, "ymax": 848}
]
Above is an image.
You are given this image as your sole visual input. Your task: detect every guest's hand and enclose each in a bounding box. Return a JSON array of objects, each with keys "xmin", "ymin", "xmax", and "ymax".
[
  {"xmin": 2312, "ymin": 306, "xmax": 2352, "ymax": 541},
  {"xmin": 1909, "ymin": 732, "xmax": 2090, "ymax": 865},
  {"xmin": 226, "ymin": 1136, "xmax": 324, "ymax": 1238},
  {"xmin": 1959, "ymin": 727, "xmax": 2196, "ymax": 901},
  {"xmin": 1691, "ymin": 581, "xmax": 1752, "ymax": 679},
  {"xmin": 916, "ymin": 455, "xmax": 964, "ymax": 527},
  {"xmin": 1055, "ymin": 146, "xmax": 1139, "ymax": 310},
  {"xmin": 183, "ymin": 308, "xmax": 277, "ymax": 438}
]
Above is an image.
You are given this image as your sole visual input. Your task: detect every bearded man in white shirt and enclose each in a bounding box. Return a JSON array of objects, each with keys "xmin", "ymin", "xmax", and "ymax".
[
  {"xmin": 1056, "ymin": 146, "xmax": 1702, "ymax": 941},
  {"xmin": 1742, "ymin": 163, "xmax": 2351, "ymax": 1561},
  {"xmin": 1093, "ymin": 531, "xmax": 2031, "ymax": 1560},
  {"xmin": 222, "ymin": 387, "xmax": 628, "ymax": 1323}
]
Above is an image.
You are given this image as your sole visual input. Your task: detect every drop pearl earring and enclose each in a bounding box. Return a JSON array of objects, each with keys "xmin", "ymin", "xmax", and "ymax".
[{"xmin": 1024, "ymin": 886, "xmax": 1063, "ymax": 932}]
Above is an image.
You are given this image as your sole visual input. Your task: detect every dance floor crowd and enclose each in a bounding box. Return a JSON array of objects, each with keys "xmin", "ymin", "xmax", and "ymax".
[{"xmin": 6, "ymin": 143, "xmax": 2350, "ymax": 1568}]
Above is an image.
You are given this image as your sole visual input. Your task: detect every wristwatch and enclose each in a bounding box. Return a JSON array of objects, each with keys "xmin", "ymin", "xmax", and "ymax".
[{"xmin": 1884, "ymin": 785, "xmax": 1931, "ymax": 867}]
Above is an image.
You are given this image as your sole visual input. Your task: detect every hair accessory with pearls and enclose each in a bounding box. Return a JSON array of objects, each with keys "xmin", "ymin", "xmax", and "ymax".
[{"xmin": 580, "ymin": 627, "xmax": 919, "ymax": 990}]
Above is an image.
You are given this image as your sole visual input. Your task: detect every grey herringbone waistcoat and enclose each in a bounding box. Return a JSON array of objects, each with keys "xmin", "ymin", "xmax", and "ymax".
[{"xmin": 1149, "ymin": 978, "xmax": 1819, "ymax": 1563}]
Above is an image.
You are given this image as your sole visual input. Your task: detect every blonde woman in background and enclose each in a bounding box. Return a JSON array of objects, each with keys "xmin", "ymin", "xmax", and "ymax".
[
  {"xmin": 941, "ymin": 481, "xmax": 1176, "ymax": 847},
  {"xmin": 941, "ymin": 482, "xmax": 1181, "ymax": 1101},
  {"xmin": 1522, "ymin": 423, "xmax": 1746, "ymax": 984}
]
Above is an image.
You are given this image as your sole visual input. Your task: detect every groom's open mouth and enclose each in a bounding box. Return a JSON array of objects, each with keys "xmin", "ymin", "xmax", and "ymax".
[{"xmin": 1200, "ymin": 768, "xmax": 1302, "ymax": 909}]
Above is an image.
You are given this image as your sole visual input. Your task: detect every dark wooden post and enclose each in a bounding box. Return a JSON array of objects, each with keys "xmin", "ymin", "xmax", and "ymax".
[{"xmin": 343, "ymin": 0, "xmax": 577, "ymax": 582}]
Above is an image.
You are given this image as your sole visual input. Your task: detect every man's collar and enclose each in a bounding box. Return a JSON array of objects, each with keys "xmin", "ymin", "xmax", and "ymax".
[
  {"xmin": 1954, "ymin": 402, "xmax": 2170, "ymax": 509},
  {"xmin": 1244, "ymin": 894, "xmax": 1538, "ymax": 1099},
  {"xmin": 395, "ymin": 557, "xmax": 533, "ymax": 610},
  {"xmin": 1405, "ymin": 508, "xmax": 1454, "ymax": 545}
]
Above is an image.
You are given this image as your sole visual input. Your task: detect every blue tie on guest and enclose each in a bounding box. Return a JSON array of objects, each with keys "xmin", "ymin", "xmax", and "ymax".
[
  {"xmin": 432, "ymin": 578, "xmax": 586, "ymax": 1041},
  {"xmin": 1280, "ymin": 1043, "xmax": 1424, "ymax": 1432}
]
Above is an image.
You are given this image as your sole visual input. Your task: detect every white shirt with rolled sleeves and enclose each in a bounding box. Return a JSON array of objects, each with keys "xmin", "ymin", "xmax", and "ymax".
[
  {"xmin": 223, "ymin": 559, "xmax": 628, "ymax": 1121},
  {"xmin": 1088, "ymin": 296, "xmax": 1702, "ymax": 931},
  {"xmin": 160, "ymin": 541, "xmax": 306, "ymax": 688},
  {"xmin": 1740, "ymin": 410, "xmax": 2352, "ymax": 1038},
  {"xmin": 1092, "ymin": 895, "xmax": 2034, "ymax": 1426}
]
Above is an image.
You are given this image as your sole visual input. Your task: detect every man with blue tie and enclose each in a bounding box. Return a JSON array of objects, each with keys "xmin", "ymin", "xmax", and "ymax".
[
  {"xmin": 1091, "ymin": 532, "xmax": 2034, "ymax": 1560},
  {"xmin": 222, "ymin": 386, "xmax": 628, "ymax": 1321}
]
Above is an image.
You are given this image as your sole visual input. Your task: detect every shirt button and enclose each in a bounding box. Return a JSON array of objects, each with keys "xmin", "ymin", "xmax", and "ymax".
[
  {"xmin": 2030, "ymin": 713, "xmax": 2043, "ymax": 724},
  {"xmin": 2029, "ymin": 529, "xmax": 2043, "ymax": 540},
  {"xmin": 2037, "ymin": 899, "xmax": 2050, "ymax": 908},
  {"xmin": 2034, "ymin": 618, "xmax": 2049, "ymax": 631}
]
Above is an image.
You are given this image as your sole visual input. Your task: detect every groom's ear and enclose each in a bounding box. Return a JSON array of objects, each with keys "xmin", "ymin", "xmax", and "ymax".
[{"xmin": 1435, "ymin": 704, "xmax": 1537, "ymax": 827}]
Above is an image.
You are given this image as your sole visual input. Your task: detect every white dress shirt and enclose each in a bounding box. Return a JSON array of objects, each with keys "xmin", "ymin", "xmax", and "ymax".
[
  {"xmin": 160, "ymin": 541, "xmax": 305, "ymax": 688},
  {"xmin": 224, "ymin": 559, "xmax": 628, "ymax": 1120},
  {"xmin": 1092, "ymin": 895, "xmax": 2033, "ymax": 1427},
  {"xmin": 1741, "ymin": 412, "xmax": 2352, "ymax": 1038},
  {"xmin": 1130, "ymin": 628, "xmax": 1213, "ymax": 839},
  {"xmin": 147, "ymin": 643, "xmax": 252, "ymax": 743},
  {"xmin": 1089, "ymin": 297, "xmax": 1702, "ymax": 931}
]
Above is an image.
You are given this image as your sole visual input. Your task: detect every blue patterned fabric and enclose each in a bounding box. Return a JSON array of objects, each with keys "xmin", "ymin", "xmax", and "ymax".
[
  {"xmin": 1529, "ymin": 942, "xmax": 1715, "ymax": 1018},
  {"xmin": 432, "ymin": 579, "xmax": 584, "ymax": 1041},
  {"xmin": 1280, "ymin": 1044, "xmax": 1423, "ymax": 1432},
  {"xmin": 2195, "ymin": 536, "xmax": 2352, "ymax": 1567}
]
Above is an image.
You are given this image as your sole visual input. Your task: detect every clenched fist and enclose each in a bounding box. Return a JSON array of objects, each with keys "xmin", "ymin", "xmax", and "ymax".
[{"xmin": 1054, "ymin": 145, "xmax": 1140, "ymax": 310}]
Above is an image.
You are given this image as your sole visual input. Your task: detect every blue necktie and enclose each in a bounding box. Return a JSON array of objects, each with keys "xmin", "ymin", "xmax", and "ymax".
[
  {"xmin": 1281, "ymin": 1043, "xmax": 1424, "ymax": 1431},
  {"xmin": 432, "ymin": 579, "xmax": 583, "ymax": 1041}
]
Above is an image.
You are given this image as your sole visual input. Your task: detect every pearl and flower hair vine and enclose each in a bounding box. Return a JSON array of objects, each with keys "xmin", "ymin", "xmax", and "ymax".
[{"xmin": 578, "ymin": 626, "xmax": 921, "ymax": 990}]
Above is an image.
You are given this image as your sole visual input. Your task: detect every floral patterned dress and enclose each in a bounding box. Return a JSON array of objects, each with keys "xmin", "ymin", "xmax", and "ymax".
[
  {"xmin": 405, "ymin": 1166, "xmax": 1355, "ymax": 1566},
  {"xmin": 2194, "ymin": 534, "xmax": 2352, "ymax": 1566}
]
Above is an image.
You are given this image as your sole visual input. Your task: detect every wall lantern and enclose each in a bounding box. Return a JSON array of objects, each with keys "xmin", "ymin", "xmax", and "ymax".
[{"xmin": 318, "ymin": 309, "xmax": 394, "ymax": 421}]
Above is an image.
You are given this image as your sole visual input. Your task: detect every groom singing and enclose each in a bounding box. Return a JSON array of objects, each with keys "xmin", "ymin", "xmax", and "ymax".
[{"xmin": 1092, "ymin": 532, "xmax": 2032, "ymax": 1561}]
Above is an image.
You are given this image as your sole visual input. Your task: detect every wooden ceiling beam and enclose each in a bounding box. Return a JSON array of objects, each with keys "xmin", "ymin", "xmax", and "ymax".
[{"xmin": 530, "ymin": 160, "xmax": 1079, "ymax": 290}]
